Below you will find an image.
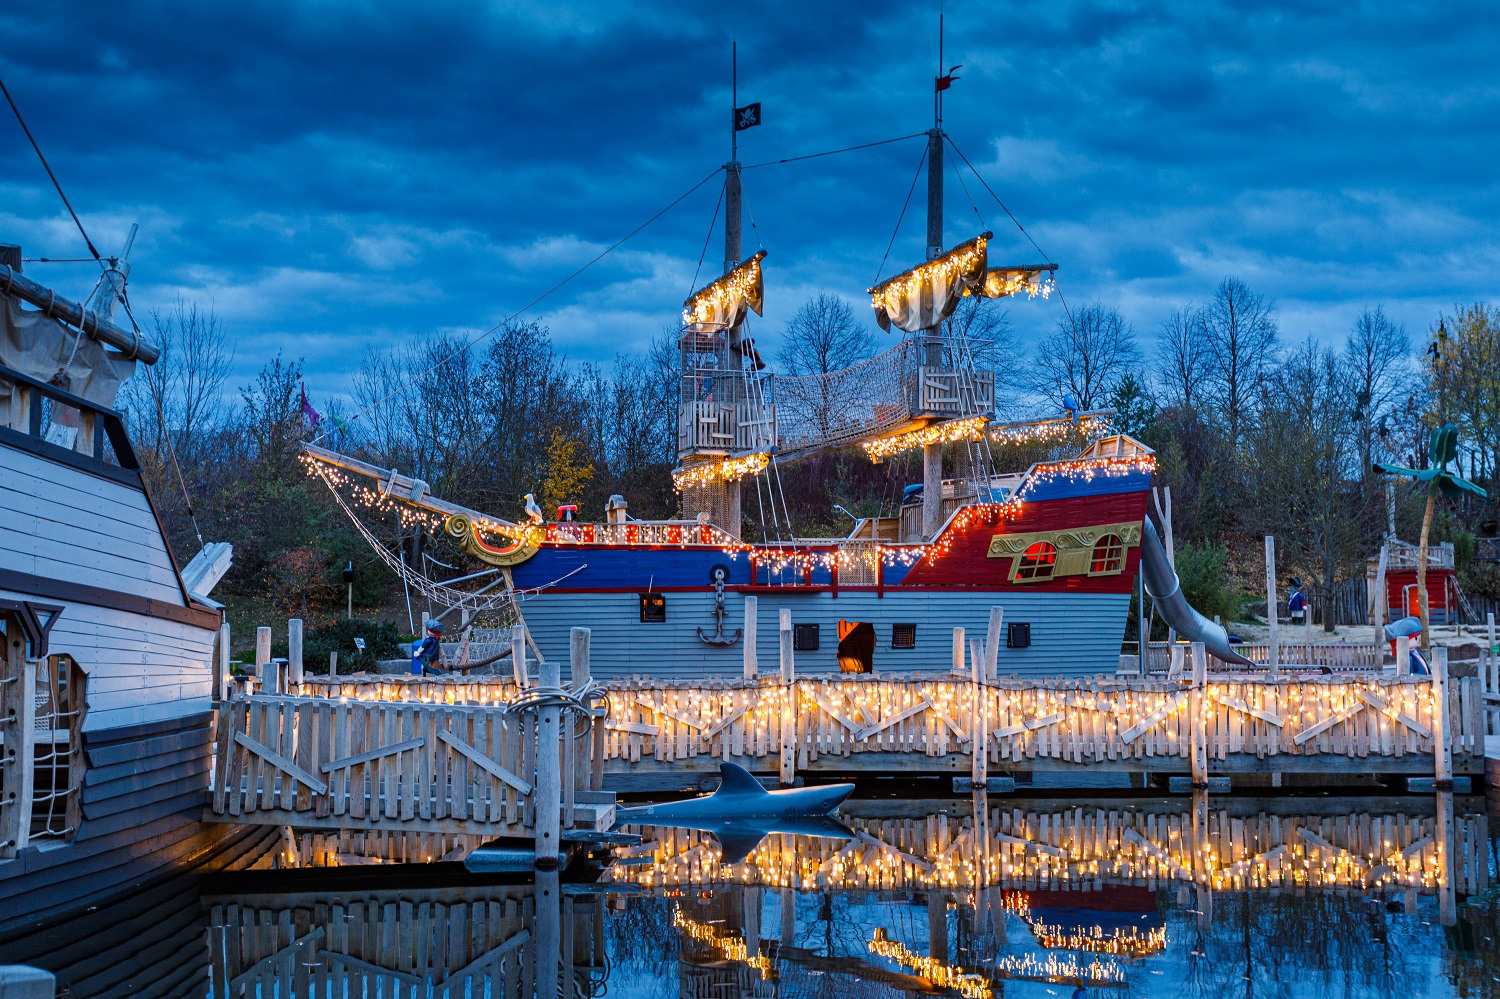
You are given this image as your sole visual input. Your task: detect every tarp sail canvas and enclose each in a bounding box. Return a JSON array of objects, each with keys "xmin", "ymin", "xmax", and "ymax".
[
  {"xmin": 682, "ymin": 250, "xmax": 767, "ymax": 333},
  {"xmin": 868, "ymin": 233, "xmax": 990, "ymax": 334}
]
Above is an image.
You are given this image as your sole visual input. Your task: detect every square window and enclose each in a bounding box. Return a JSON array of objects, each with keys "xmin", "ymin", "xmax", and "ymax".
[
  {"xmin": 793, "ymin": 623, "xmax": 820, "ymax": 651},
  {"xmin": 1007, "ymin": 622, "xmax": 1031, "ymax": 648},
  {"xmin": 891, "ymin": 623, "xmax": 917, "ymax": 649},
  {"xmin": 639, "ymin": 593, "xmax": 666, "ymax": 623}
]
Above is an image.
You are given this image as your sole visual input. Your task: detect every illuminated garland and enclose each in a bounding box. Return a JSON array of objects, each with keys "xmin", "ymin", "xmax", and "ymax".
[
  {"xmin": 1028, "ymin": 920, "xmax": 1168, "ymax": 958},
  {"xmin": 682, "ymin": 251, "xmax": 766, "ymax": 330},
  {"xmin": 868, "ymin": 928, "xmax": 992, "ymax": 998},
  {"xmin": 673, "ymin": 910, "xmax": 775, "ymax": 979},
  {"xmin": 979, "ymin": 266, "xmax": 1056, "ymax": 300},
  {"xmin": 862, "ymin": 417, "xmax": 990, "ymax": 461},
  {"xmin": 994, "ymin": 952, "xmax": 1126, "ymax": 986},
  {"xmin": 672, "ymin": 452, "xmax": 771, "ymax": 490},
  {"xmin": 989, "ymin": 415, "xmax": 1112, "ymax": 447},
  {"xmin": 868, "ymin": 234, "xmax": 990, "ymax": 327}
]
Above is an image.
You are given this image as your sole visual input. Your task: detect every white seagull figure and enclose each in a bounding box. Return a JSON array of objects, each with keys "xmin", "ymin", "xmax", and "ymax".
[{"xmin": 523, "ymin": 492, "xmax": 544, "ymax": 524}]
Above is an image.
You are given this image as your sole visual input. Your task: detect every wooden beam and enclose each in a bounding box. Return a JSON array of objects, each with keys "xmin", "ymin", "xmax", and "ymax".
[
  {"xmin": 1292, "ymin": 702, "xmax": 1365, "ymax": 746},
  {"xmin": 1119, "ymin": 694, "xmax": 1187, "ymax": 743},
  {"xmin": 320, "ymin": 738, "xmax": 425, "ymax": 773},
  {"xmin": 436, "ymin": 729, "xmax": 532, "ymax": 795},
  {"xmin": 233, "ymin": 731, "xmax": 328, "ymax": 795}
]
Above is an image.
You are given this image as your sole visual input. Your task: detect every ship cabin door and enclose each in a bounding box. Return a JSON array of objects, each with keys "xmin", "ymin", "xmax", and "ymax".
[{"xmin": 837, "ymin": 620, "xmax": 875, "ymax": 674}]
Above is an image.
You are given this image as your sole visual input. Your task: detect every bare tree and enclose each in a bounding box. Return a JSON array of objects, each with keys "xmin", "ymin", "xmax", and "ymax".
[
  {"xmin": 1199, "ymin": 277, "xmax": 1278, "ymax": 452},
  {"xmin": 1342, "ymin": 305, "xmax": 1411, "ymax": 473},
  {"xmin": 120, "ymin": 300, "xmax": 233, "ymax": 464},
  {"xmin": 777, "ymin": 294, "xmax": 872, "ymax": 377},
  {"xmin": 1032, "ymin": 303, "xmax": 1139, "ymax": 410},
  {"xmin": 1156, "ymin": 307, "xmax": 1206, "ymax": 411}
]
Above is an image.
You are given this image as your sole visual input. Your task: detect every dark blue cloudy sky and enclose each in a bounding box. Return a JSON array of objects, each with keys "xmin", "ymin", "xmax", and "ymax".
[{"xmin": 2, "ymin": 0, "xmax": 1495, "ymax": 406}]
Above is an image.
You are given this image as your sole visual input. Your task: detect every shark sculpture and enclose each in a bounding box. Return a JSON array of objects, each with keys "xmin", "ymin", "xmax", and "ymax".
[{"xmin": 616, "ymin": 763, "xmax": 855, "ymax": 864}]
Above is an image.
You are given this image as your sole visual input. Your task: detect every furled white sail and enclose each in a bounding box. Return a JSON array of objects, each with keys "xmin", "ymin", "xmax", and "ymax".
[
  {"xmin": 682, "ymin": 250, "xmax": 767, "ymax": 333},
  {"xmin": 867, "ymin": 233, "xmax": 989, "ymax": 334}
]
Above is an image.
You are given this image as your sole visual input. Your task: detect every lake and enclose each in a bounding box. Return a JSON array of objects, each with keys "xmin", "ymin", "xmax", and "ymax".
[{"xmin": 2, "ymin": 791, "xmax": 1495, "ymax": 997}]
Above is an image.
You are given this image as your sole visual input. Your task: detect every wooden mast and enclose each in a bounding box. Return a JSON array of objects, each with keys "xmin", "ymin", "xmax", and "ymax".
[{"xmin": 921, "ymin": 15, "xmax": 947, "ymax": 540}]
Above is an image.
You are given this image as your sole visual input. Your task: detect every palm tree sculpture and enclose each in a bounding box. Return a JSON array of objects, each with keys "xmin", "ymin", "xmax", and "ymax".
[{"xmin": 1374, "ymin": 423, "xmax": 1488, "ymax": 650}]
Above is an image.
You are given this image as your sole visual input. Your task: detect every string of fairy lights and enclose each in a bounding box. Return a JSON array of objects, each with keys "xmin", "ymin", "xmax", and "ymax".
[
  {"xmin": 672, "ymin": 910, "xmax": 775, "ymax": 979},
  {"xmin": 868, "ymin": 928, "xmax": 992, "ymax": 998},
  {"xmin": 671, "ymin": 451, "xmax": 770, "ymax": 490},
  {"xmin": 862, "ymin": 416, "xmax": 989, "ymax": 461},
  {"xmin": 302, "ymin": 445, "xmax": 1156, "ymax": 578}
]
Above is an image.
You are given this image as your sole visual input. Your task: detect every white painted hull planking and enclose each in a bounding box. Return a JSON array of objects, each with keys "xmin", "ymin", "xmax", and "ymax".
[{"xmin": 0, "ymin": 405, "xmax": 270, "ymax": 938}]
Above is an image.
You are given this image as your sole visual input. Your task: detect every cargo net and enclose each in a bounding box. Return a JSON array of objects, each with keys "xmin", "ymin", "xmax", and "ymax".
[
  {"xmin": 28, "ymin": 656, "xmax": 84, "ymax": 842},
  {"xmin": 774, "ymin": 339, "xmax": 919, "ymax": 459}
]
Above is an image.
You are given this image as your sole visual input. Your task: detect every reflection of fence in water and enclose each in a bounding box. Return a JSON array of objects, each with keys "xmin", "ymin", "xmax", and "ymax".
[
  {"xmin": 611, "ymin": 803, "xmax": 1488, "ymax": 896},
  {"xmin": 208, "ymin": 885, "xmax": 606, "ymax": 999}
]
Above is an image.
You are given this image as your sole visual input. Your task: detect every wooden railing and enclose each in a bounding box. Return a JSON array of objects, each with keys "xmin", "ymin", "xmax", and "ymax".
[
  {"xmin": 210, "ymin": 689, "xmax": 609, "ymax": 840},
  {"xmin": 1142, "ymin": 641, "xmax": 1383, "ymax": 673},
  {"xmin": 677, "ymin": 400, "xmax": 777, "ymax": 454},
  {"xmin": 288, "ymin": 662, "xmax": 1484, "ymax": 784},
  {"xmin": 0, "ymin": 363, "xmax": 139, "ymax": 469}
]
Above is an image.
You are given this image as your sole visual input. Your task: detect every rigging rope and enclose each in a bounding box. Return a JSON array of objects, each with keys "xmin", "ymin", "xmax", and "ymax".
[
  {"xmin": 873, "ymin": 145, "xmax": 929, "ymax": 285},
  {"xmin": 688, "ymin": 175, "xmax": 727, "ymax": 298},
  {"xmin": 741, "ymin": 132, "xmax": 926, "ymax": 170},
  {"xmin": 2, "ymin": 73, "xmax": 206, "ymax": 550},
  {"xmin": 945, "ymin": 134, "xmax": 1079, "ymax": 333},
  {"xmin": 319, "ymin": 165, "xmax": 723, "ymax": 443}
]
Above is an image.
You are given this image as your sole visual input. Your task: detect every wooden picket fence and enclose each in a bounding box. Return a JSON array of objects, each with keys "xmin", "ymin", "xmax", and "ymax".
[
  {"xmin": 288, "ymin": 668, "xmax": 1484, "ymax": 782},
  {"xmin": 208, "ymin": 884, "xmax": 607, "ymax": 999},
  {"xmin": 614, "ymin": 799, "xmax": 1488, "ymax": 896},
  {"xmin": 210, "ymin": 692, "xmax": 609, "ymax": 837}
]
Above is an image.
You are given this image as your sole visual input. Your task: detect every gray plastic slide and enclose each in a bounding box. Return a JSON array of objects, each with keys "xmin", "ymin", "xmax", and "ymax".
[{"xmin": 1139, "ymin": 518, "xmax": 1256, "ymax": 668}]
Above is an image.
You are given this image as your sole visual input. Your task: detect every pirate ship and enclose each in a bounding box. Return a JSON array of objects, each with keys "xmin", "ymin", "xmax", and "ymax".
[{"xmin": 300, "ymin": 47, "xmax": 1179, "ymax": 680}]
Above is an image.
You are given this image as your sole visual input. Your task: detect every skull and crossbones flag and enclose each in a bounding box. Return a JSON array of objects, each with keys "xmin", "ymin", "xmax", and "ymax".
[{"xmin": 733, "ymin": 102, "xmax": 761, "ymax": 131}]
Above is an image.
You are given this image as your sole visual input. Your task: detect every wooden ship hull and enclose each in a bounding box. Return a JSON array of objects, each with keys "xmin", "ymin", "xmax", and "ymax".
[{"xmin": 0, "ymin": 255, "xmax": 274, "ymax": 941}]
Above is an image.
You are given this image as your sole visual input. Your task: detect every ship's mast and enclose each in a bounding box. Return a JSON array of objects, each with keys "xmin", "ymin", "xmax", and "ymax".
[
  {"xmin": 721, "ymin": 39, "xmax": 745, "ymax": 532},
  {"xmin": 921, "ymin": 14, "xmax": 947, "ymax": 540}
]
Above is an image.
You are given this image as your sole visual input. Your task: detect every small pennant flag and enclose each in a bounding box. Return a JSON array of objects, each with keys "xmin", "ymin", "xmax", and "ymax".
[
  {"xmin": 936, "ymin": 64, "xmax": 962, "ymax": 91},
  {"xmin": 300, "ymin": 382, "xmax": 321, "ymax": 430},
  {"xmin": 733, "ymin": 102, "xmax": 761, "ymax": 131}
]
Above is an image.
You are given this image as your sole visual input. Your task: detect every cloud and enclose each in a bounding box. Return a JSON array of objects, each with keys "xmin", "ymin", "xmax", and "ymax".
[{"xmin": 0, "ymin": 0, "xmax": 1496, "ymax": 408}]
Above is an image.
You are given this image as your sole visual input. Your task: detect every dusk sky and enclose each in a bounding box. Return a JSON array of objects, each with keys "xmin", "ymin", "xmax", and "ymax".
[{"xmin": 2, "ymin": 0, "xmax": 1495, "ymax": 408}]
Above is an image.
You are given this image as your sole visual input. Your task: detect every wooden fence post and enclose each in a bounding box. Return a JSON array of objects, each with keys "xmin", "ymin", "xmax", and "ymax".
[
  {"xmin": 512, "ymin": 625, "xmax": 529, "ymax": 688},
  {"xmin": 1189, "ymin": 642, "xmax": 1208, "ymax": 786},
  {"xmin": 743, "ymin": 596, "xmax": 758, "ymax": 680},
  {"xmin": 952, "ymin": 627, "xmax": 965, "ymax": 676},
  {"xmin": 971, "ymin": 625, "xmax": 988, "ymax": 787},
  {"xmin": 983, "ymin": 607, "xmax": 1003, "ymax": 681},
  {"xmin": 1433, "ymin": 645, "xmax": 1451, "ymax": 788},
  {"xmin": 256, "ymin": 626, "xmax": 275, "ymax": 694},
  {"xmin": 779, "ymin": 609, "xmax": 795, "ymax": 786},
  {"xmin": 1488, "ymin": 612, "xmax": 1498, "ymax": 735},
  {"xmin": 571, "ymin": 627, "xmax": 603, "ymax": 792},
  {"xmin": 1264, "ymin": 536, "xmax": 1279, "ymax": 675},
  {"xmin": 329, "ymin": 651, "xmax": 338, "ymax": 678},
  {"xmin": 11, "ymin": 659, "xmax": 38, "ymax": 854},
  {"xmin": 217, "ymin": 623, "xmax": 232, "ymax": 702},
  {"xmin": 1396, "ymin": 635, "xmax": 1410, "ymax": 677},
  {"xmin": 536, "ymin": 657, "xmax": 563, "ymax": 868},
  {"xmin": 288, "ymin": 619, "xmax": 304, "ymax": 690}
]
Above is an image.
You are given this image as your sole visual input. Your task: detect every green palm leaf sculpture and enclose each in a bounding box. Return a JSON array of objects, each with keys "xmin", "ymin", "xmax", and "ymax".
[{"xmin": 1374, "ymin": 423, "xmax": 1488, "ymax": 649}]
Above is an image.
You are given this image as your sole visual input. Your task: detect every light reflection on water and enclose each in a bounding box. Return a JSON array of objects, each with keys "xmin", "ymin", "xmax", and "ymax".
[{"xmin": 2, "ymin": 794, "xmax": 1497, "ymax": 998}]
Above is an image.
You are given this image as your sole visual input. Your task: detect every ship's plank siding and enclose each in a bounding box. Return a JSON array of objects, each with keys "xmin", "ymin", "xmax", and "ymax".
[
  {"xmin": 0, "ymin": 585, "xmax": 215, "ymax": 729},
  {"xmin": 0, "ymin": 448, "xmax": 185, "ymax": 605},
  {"xmin": 518, "ymin": 590, "xmax": 1130, "ymax": 679}
]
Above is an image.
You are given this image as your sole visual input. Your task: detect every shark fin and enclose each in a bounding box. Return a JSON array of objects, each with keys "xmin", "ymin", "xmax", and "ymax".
[
  {"xmin": 714, "ymin": 828, "xmax": 767, "ymax": 865},
  {"xmin": 715, "ymin": 762, "xmax": 768, "ymax": 797}
]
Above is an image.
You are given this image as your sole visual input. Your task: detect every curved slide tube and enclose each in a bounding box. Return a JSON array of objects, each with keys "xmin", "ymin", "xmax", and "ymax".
[{"xmin": 1139, "ymin": 518, "xmax": 1256, "ymax": 668}]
